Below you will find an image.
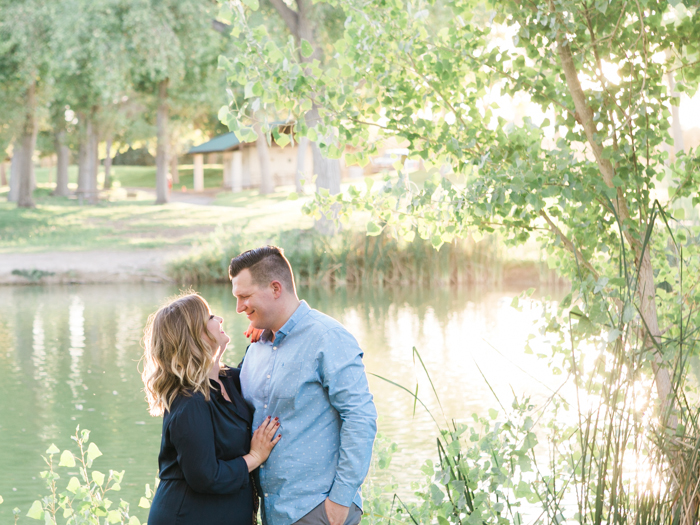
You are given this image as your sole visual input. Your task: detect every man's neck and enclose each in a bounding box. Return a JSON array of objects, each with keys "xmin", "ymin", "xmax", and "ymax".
[{"xmin": 270, "ymin": 298, "xmax": 301, "ymax": 334}]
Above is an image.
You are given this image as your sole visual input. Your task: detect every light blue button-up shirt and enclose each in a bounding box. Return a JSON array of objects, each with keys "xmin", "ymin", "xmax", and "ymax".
[{"xmin": 240, "ymin": 300, "xmax": 377, "ymax": 525}]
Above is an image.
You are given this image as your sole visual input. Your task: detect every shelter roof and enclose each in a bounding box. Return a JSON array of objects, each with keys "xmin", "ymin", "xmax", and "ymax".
[{"xmin": 187, "ymin": 132, "xmax": 242, "ymax": 155}]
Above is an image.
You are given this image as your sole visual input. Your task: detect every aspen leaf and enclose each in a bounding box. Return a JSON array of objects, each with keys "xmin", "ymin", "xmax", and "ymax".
[
  {"xmin": 26, "ymin": 501, "xmax": 43, "ymax": 520},
  {"xmin": 59, "ymin": 450, "xmax": 76, "ymax": 467},
  {"xmin": 301, "ymin": 39, "xmax": 314, "ymax": 58}
]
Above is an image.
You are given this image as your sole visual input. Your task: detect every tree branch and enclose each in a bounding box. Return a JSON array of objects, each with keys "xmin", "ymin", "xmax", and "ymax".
[
  {"xmin": 539, "ymin": 210, "xmax": 599, "ymax": 280},
  {"xmin": 268, "ymin": 0, "xmax": 299, "ymax": 35}
]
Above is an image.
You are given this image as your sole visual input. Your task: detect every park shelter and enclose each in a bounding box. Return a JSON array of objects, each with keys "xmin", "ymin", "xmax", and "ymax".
[{"xmin": 186, "ymin": 130, "xmax": 313, "ymax": 192}]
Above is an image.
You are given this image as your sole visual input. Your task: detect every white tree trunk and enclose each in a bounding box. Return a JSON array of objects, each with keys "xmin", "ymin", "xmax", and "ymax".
[
  {"xmin": 155, "ymin": 79, "xmax": 169, "ymax": 204},
  {"xmin": 170, "ymin": 150, "xmax": 179, "ymax": 185},
  {"xmin": 667, "ymin": 71, "xmax": 685, "ymax": 161},
  {"xmin": 254, "ymin": 116, "xmax": 274, "ymax": 195},
  {"xmin": 103, "ymin": 136, "xmax": 113, "ymax": 190},
  {"xmin": 87, "ymin": 119, "xmax": 99, "ymax": 204},
  {"xmin": 17, "ymin": 81, "xmax": 37, "ymax": 208},
  {"xmin": 295, "ymin": 136, "xmax": 308, "ymax": 193},
  {"xmin": 8, "ymin": 142, "xmax": 20, "ymax": 202},
  {"xmin": 76, "ymin": 114, "xmax": 89, "ymax": 200},
  {"xmin": 53, "ymin": 130, "xmax": 70, "ymax": 196}
]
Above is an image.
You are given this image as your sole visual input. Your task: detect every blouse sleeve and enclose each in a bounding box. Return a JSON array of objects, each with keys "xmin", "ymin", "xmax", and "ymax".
[{"xmin": 169, "ymin": 396, "xmax": 249, "ymax": 494}]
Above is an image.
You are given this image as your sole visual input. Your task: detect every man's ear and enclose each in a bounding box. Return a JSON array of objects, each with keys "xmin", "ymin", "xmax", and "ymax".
[{"xmin": 270, "ymin": 280, "xmax": 283, "ymax": 298}]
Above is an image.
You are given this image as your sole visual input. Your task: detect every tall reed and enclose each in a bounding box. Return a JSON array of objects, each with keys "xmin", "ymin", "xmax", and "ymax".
[{"xmin": 167, "ymin": 226, "xmax": 555, "ymax": 288}]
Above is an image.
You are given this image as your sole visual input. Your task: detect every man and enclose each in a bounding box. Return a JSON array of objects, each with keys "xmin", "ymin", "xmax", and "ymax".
[{"xmin": 230, "ymin": 246, "xmax": 377, "ymax": 525}]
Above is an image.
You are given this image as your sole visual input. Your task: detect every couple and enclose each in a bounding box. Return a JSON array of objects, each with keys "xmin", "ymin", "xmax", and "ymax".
[{"xmin": 141, "ymin": 246, "xmax": 378, "ymax": 525}]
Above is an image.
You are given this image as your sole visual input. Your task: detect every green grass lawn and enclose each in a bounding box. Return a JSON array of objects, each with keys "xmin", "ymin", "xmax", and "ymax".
[
  {"xmin": 33, "ymin": 164, "xmax": 225, "ymax": 190},
  {"xmin": 0, "ymin": 183, "xmax": 313, "ymax": 253}
]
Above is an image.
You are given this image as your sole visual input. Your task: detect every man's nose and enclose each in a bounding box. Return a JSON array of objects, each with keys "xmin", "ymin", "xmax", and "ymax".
[{"xmin": 236, "ymin": 300, "xmax": 245, "ymax": 313}]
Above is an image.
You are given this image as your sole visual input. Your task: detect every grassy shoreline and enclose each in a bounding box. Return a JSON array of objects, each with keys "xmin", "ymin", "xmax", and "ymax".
[{"xmin": 167, "ymin": 226, "xmax": 563, "ymax": 288}]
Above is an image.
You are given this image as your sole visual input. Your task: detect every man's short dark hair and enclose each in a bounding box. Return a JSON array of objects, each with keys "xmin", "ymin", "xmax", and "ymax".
[{"xmin": 229, "ymin": 246, "xmax": 295, "ymax": 293}]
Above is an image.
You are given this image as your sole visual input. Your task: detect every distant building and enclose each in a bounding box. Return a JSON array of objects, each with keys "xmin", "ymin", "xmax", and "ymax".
[{"xmin": 186, "ymin": 129, "xmax": 313, "ymax": 192}]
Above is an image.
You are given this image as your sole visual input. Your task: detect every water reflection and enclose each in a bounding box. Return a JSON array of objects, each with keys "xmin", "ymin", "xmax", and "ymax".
[{"xmin": 0, "ymin": 283, "xmax": 564, "ymax": 522}]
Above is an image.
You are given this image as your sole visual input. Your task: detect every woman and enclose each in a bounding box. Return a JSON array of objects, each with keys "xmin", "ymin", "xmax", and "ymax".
[{"xmin": 142, "ymin": 293, "xmax": 280, "ymax": 525}]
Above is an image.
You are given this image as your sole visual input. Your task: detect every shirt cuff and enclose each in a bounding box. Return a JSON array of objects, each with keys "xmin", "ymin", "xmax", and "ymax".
[{"xmin": 328, "ymin": 481, "xmax": 357, "ymax": 507}]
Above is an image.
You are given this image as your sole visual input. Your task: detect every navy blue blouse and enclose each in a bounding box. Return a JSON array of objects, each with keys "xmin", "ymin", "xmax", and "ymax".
[{"xmin": 148, "ymin": 368, "xmax": 256, "ymax": 525}]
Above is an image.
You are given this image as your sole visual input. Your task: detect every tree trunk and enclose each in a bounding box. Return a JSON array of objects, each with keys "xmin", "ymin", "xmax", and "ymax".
[
  {"xmin": 17, "ymin": 81, "xmax": 37, "ymax": 208},
  {"xmin": 254, "ymin": 116, "xmax": 274, "ymax": 195},
  {"xmin": 103, "ymin": 135, "xmax": 113, "ymax": 190},
  {"xmin": 269, "ymin": 0, "xmax": 342, "ymax": 229},
  {"xmin": 555, "ymin": 31, "xmax": 672, "ymax": 418},
  {"xmin": 53, "ymin": 130, "xmax": 70, "ymax": 196},
  {"xmin": 8, "ymin": 142, "xmax": 20, "ymax": 202},
  {"xmin": 155, "ymin": 79, "xmax": 169, "ymax": 204},
  {"xmin": 84, "ymin": 115, "xmax": 98, "ymax": 204},
  {"xmin": 170, "ymin": 150, "xmax": 179, "ymax": 184},
  {"xmin": 76, "ymin": 113, "xmax": 88, "ymax": 201},
  {"xmin": 295, "ymin": 136, "xmax": 308, "ymax": 193},
  {"xmin": 0, "ymin": 161, "xmax": 7, "ymax": 187},
  {"xmin": 667, "ymin": 71, "xmax": 685, "ymax": 161}
]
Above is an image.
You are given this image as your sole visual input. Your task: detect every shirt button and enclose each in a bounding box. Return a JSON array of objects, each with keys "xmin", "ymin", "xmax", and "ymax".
[
  {"xmin": 267, "ymin": 375, "xmax": 271, "ymax": 379},
  {"xmin": 264, "ymin": 493, "xmax": 268, "ymax": 497},
  {"xmin": 264, "ymin": 404, "xmax": 267, "ymax": 408},
  {"xmin": 273, "ymin": 346, "xmax": 277, "ymax": 350}
]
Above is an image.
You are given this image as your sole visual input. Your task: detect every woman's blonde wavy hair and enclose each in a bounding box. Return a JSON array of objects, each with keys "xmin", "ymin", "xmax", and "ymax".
[{"xmin": 141, "ymin": 293, "xmax": 222, "ymax": 416}]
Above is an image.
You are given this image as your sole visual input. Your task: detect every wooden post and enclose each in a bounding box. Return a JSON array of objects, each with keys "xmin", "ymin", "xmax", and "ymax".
[
  {"xmin": 222, "ymin": 151, "xmax": 233, "ymax": 189},
  {"xmin": 193, "ymin": 154, "xmax": 204, "ymax": 192},
  {"xmin": 232, "ymin": 150, "xmax": 242, "ymax": 193}
]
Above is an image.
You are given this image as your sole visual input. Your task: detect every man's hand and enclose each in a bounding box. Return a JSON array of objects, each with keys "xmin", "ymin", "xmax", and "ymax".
[{"xmin": 324, "ymin": 498, "xmax": 349, "ymax": 525}]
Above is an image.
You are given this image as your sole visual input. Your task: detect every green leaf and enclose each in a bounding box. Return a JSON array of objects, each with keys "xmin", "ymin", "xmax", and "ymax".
[
  {"xmin": 244, "ymin": 81, "xmax": 256, "ymax": 99},
  {"xmin": 367, "ymin": 221, "xmax": 382, "ymax": 236},
  {"xmin": 287, "ymin": 192, "xmax": 299, "ymax": 200},
  {"xmin": 301, "ymin": 39, "xmax": 314, "ymax": 58},
  {"xmin": 0, "ymin": 495, "xmax": 3, "ymax": 504},
  {"xmin": 26, "ymin": 500, "xmax": 43, "ymax": 520},
  {"xmin": 66, "ymin": 477, "xmax": 81, "ymax": 493},
  {"xmin": 138, "ymin": 497, "xmax": 151, "ymax": 509},
  {"xmin": 59, "ymin": 450, "xmax": 76, "ymax": 467},
  {"xmin": 514, "ymin": 480, "xmax": 533, "ymax": 499},
  {"xmin": 129, "ymin": 517, "xmax": 142, "ymax": 525},
  {"xmin": 107, "ymin": 510, "xmax": 121, "ymax": 523},
  {"xmin": 488, "ymin": 408, "xmax": 498, "ymax": 419},
  {"xmin": 242, "ymin": 0, "xmax": 259, "ymax": 10},
  {"xmin": 45, "ymin": 444, "xmax": 60, "ymax": 455},
  {"xmin": 92, "ymin": 471, "xmax": 105, "ymax": 487},
  {"xmin": 87, "ymin": 442, "xmax": 102, "ymax": 463},
  {"xmin": 275, "ymin": 132, "xmax": 291, "ymax": 148},
  {"xmin": 264, "ymin": 41, "xmax": 284, "ymax": 63},
  {"xmin": 429, "ymin": 484, "xmax": 444, "ymax": 505}
]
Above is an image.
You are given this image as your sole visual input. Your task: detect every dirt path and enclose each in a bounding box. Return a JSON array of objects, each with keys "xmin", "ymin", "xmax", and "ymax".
[{"xmin": 0, "ymin": 248, "xmax": 188, "ymax": 285}]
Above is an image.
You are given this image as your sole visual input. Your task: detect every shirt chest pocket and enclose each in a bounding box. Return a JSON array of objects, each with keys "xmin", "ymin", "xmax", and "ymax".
[{"xmin": 273, "ymin": 361, "xmax": 302, "ymax": 399}]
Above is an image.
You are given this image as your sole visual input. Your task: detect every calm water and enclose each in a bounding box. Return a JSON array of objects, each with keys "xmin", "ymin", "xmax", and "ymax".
[{"xmin": 0, "ymin": 284, "xmax": 563, "ymax": 522}]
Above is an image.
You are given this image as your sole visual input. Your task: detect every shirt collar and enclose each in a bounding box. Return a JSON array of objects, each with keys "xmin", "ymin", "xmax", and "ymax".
[
  {"xmin": 262, "ymin": 300, "xmax": 309, "ymax": 343},
  {"xmin": 278, "ymin": 300, "xmax": 310, "ymax": 336}
]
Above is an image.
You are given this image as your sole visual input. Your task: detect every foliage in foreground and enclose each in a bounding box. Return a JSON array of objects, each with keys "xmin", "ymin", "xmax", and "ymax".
[
  {"xmin": 0, "ymin": 427, "xmax": 154, "ymax": 525},
  {"xmin": 225, "ymin": 0, "xmax": 700, "ymax": 521}
]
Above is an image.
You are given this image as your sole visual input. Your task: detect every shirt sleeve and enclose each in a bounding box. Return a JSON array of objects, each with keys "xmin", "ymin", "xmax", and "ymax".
[
  {"xmin": 320, "ymin": 328, "xmax": 378, "ymax": 507},
  {"xmin": 169, "ymin": 396, "xmax": 250, "ymax": 494}
]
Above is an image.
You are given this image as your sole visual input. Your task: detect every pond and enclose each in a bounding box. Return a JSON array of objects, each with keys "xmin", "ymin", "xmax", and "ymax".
[{"xmin": 0, "ymin": 283, "xmax": 564, "ymax": 522}]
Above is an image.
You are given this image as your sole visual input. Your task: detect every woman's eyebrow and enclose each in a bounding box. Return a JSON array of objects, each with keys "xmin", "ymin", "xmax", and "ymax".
[{"xmin": 209, "ymin": 314, "xmax": 215, "ymax": 319}]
